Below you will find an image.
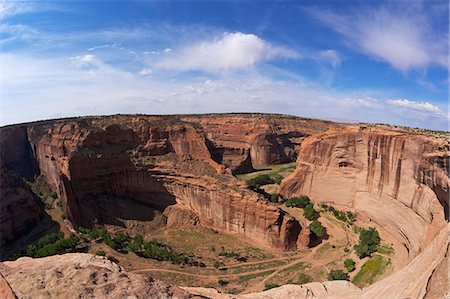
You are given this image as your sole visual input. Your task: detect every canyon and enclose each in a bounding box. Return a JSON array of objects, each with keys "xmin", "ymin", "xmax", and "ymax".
[{"xmin": 0, "ymin": 113, "xmax": 448, "ymax": 298}]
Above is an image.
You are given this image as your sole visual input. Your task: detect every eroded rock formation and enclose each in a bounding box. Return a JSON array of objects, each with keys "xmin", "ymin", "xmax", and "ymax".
[
  {"xmin": 0, "ymin": 253, "xmax": 192, "ymax": 299},
  {"xmin": 279, "ymin": 125, "xmax": 449, "ymax": 260},
  {"xmin": 1, "ymin": 114, "xmax": 330, "ymax": 251}
]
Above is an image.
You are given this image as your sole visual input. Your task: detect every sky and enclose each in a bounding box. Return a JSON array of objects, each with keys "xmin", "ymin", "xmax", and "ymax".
[{"xmin": 1, "ymin": 1, "xmax": 449, "ymax": 130}]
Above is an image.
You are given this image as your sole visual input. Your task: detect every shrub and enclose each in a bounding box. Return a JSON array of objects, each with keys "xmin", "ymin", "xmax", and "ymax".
[
  {"xmin": 264, "ymin": 282, "xmax": 280, "ymax": 290},
  {"xmin": 346, "ymin": 211, "xmax": 356, "ymax": 223},
  {"xmin": 297, "ymin": 273, "xmax": 312, "ymax": 284},
  {"xmin": 270, "ymin": 193, "xmax": 279, "ymax": 203},
  {"xmin": 303, "ymin": 204, "xmax": 319, "ymax": 221},
  {"xmin": 327, "ymin": 269, "xmax": 349, "ymax": 280},
  {"xmin": 333, "ymin": 210, "xmax": 348, "ymax": 222},
  {"xmin": 95, "ymin": 250, "xmax": 106, "ymax": 256},
  {"xmin": 218, "ymin": 279, "xmax": 229, "ymax": 286},
  {"xmin": 213, "ymin": 261, "xmax": 223, "ymax": 269},
  {"xmin": 309, "ymin": 220, "xmax": 326, "ymax": 238},
  {"xmin": 354, "ymin": 227, "xmax": 380, "ymax": 258},
  {"xmin": 344, "ymin": 258, "xmax": 356, "ymax": 272},
  {"xmin": 273, "ymin": 175, "xmax": 283, "ymax": 185},
  {"xmin": 285, "ymin": 196, "xmax": 311, "ymax": 208}
]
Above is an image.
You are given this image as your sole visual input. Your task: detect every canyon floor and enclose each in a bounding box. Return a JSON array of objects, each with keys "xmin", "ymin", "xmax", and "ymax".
[
  {"xmin": 0, "ymin": 114, "xmax": 448, "ymax": 298},
  {"xmin": 4, "ymin": 162, "xmax": 400, "ymax": 295}
]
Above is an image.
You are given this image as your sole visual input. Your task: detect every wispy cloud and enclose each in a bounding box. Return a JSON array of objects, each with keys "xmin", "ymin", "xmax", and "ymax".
[
  {"xmin": 387, "ymin": 99, "xmax": 444, "ymax": 115},
  {"xmin": 318, "ymin": 50, "xmax": 341, "ymax": 68},
  {"xmin": 309, "ymin": 3, "xmax": 448, "ymax": 72},
  {"xmin": 157, "ymin": 32, "xmax": 299, "ymax": 72},
  {"xmin": 3, "ymin": 52, "xmax": 447, "ymax": 130}
]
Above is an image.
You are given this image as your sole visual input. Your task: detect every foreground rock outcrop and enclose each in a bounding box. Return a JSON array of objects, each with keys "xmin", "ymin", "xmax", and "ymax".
[{"xmin": 0, "ymin": 253, "xmax": 192, "ymax": 299}]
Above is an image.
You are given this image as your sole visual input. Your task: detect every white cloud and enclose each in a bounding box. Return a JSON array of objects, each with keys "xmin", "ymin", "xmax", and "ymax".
[
  {"xmin": 318, "ymin": 50, "xmax": 341, "ymax": 68},
  {"xmin": 387, "ymin": 99, "xmax": 442, "ymax": 114},
  {"xmin": 157, "ymin": 32, "xmax": 299, "ymax": 72},
  {"xmin": 1, "ymin": 3, "xmax": 36, "ymax": 19},
  {"xmin": 310, "ymin": 5, "xmax": 448, "ymax": 72},
  {"xmin": 139, "ymin": 68, "xmax": 153, "ymax": 76},
  {"xmin": 2, "ymin": 53, "xmax": 447, "ymax": 130}
]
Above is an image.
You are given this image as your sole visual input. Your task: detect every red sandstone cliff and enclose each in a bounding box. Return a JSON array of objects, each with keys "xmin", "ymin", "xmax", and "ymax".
[
  {"xmin": 279, "ymin": 125, "xmax": 449, "ymax": 259},
  {"xmin": 1, "ymin": 114, "xmax": 328, "ymax": 251}
]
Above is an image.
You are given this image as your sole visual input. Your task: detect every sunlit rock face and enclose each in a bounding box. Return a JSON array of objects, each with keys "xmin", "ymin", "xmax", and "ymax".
[
  {"xmin": 280, "ymin": 126, "xmax": 449, "ymax": 258},
  {"xmin": 1, "ymin": 114, "xmax": 333, "ymax": 251}
]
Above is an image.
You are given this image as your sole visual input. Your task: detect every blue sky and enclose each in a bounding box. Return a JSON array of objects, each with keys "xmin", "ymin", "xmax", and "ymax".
[{"xmin": 1, "ymin": 1, "xmax": 449, "ymax": 130}]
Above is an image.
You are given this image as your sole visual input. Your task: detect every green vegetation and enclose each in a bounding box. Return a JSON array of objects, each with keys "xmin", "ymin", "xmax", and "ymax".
[
  {"xmin": 8, "ymin": 232, "xmax": 80, "ymax": 260},
  {"xmin": 303, "ymin": 204, "xmax": 319, "ymax": 221},
  {"xmin": 218, "ymin": 279, "xmax": 229, "ymax": 286},
  {"xmin": 270, "ymin": 193, "xmax": 279, "ymax": 203},
  {"xmin": 352, "ymin": 255, "xmax": 391, "ymax": 287},
  {"xmin": 296, "ymin": 273, "xmax": 312, "ymax": 284},
  {"xmin": 321, "ymin": 204, "xmax": 356, "ymax": 225},
  {"xmin": 327, "ymin": 269, "xmax": 349, "ymax": 281},
  {"xmin": 264, "ymin": 282, "xmax": 280, "ymax": 290},
  {"xmin": 218, "ymin": 248, "xmax": 247, "ymax": 262},
  {"xmin": 247, "ymin": 174, "xmax": 275, "ymax": 190},
  {"xmin": 95, "ymin": 250, "xmax": 106, "ymax": 256},
  {"xmin": 354, "ymin": 227, "xmax": 380, "ymax": 258},
  {"xmin": 238, "ymin": 270, "xmax": 275, "ymax": 282},
  {"xmin": 344, "ymin": 258, "xmax": 356, "ymax": 272},
  {"xmin": 376, "ymin": 244, "xmax": 395, "ymax": 256},
  {"xmin": 285, "ymin": 196, "xmax": 311, "ymax": 208},
  {"xmin": 309, "ymin": 220, "xmax": 326, "ymax": 238}
]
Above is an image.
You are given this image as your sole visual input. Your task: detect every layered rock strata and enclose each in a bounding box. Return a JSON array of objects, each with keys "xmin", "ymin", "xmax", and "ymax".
[
  {"xmin": 280, "ymin": 125, "xmax": 449, "ymax": 260},
  {"xmin": 1, "ymin": 114, "xmax": 327, "ymax": 251}
]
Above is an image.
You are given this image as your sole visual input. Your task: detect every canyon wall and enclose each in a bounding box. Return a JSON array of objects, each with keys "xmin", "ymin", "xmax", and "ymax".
[
  {"xmin": 279, "ymin": 125, "xmax": 449, "ymax": 259},
  {"xmin": 1, "ymin": 114, "xmax": 329, "ymax": 251}
]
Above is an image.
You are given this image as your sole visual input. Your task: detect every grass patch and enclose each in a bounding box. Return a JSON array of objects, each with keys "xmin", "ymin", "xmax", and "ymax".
[
  {"xmin": 376, "ymin": 245, "xmax": 395, "ymax": 256},
  {"xmin": 235, "ymin": 162, "xmax": 296, "ymax": 181},
  {"xmin": 313, "ymin": 243, "xmax": 334, "ymax": 259},
  {"xmin": 228, "ymin": 259, "xmax": 288, "ymax": 274},
  {"xmin": 238, "ymin": 270, "xmax": 275, "ymax": 282},
  {"xmin": 352, "ymin": 255, "xmax": 391, "ymax": 287},
  {"xmin": 279, "ymin": 261, "xmax": 309, "ymax": 273}
]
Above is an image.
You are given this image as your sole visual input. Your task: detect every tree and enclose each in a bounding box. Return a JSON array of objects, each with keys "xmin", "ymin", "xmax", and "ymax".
[
  {"xmin": 285, "ymin": 196, "xmax": 311, "ymax": 208},
  {"xmin": 247, "ymin": 174, "xmax": 275, "ymax": 190},
  {"xmin": 327, "ymin": 269, "xmax": 349, "ymax": 281},
  {"xmin": 344, "ymin": 259, "xmax": 356, "ymax": 272},
  {"xmin": 309, "ymin": 220, "xmax": 326, "ymax": 238},
  {"xmin": 303, "ymin": 204, "xmax": 319, "ymax": 221},
  {"xmin": 354, "ymin": 227, "xmax": 380, "ymax": 258}
]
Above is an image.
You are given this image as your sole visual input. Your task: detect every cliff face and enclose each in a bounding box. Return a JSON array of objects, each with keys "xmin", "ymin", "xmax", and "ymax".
[
  {"xmin": 1, "ymin": 114, "xmax": 328, "ymax": 251},
  {"xmin": 280, "ymin": 126, "xmax": 449, "ymax": 259},
  {"xmin": 0, "ymin": 127, "xmax": 41, "ymax": 245},
  {"xmin": 180, "ymin": 114, "xmax": 334, "ymax": 172}
]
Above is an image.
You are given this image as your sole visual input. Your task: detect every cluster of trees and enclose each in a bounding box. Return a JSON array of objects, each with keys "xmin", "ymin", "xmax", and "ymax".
[
  {"xmin": 354, "ymin": 227, "xmax": 380, "ymax": 258},
  {"xmin": 218, "ymin": 247, "xmax": 247, "ymax": 262},
  {"xmin": 9, "ymin": 232, "xmax": 80, "ymax": 260},
  {"xmin": 284, "ymin": 196, "xmax": 327, "ymax": 239},
  {"xmin": 76, "ymin": 227, "xmax": 203, "ymax": 266},
  {"xmin": 328, "ymin": 269, "xmax": 349, "ymax": 281},
  {"xmin": 321, "ymin": 204, "xmax": 356, "ymax": 225},
  {"xmin": 309, "ymin": 220, "xmax": 327, "ymax": 238},
  {"xmin": 327, "ymin": 259, "xmax": 356, "ymax": 281},
  {"xmin": 285, "ymin": 196, "xmax": 311, "ymax": 208},
  {"xmin": 246, "ymin": 174, "xmax": 275, "ymax": 190}
]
